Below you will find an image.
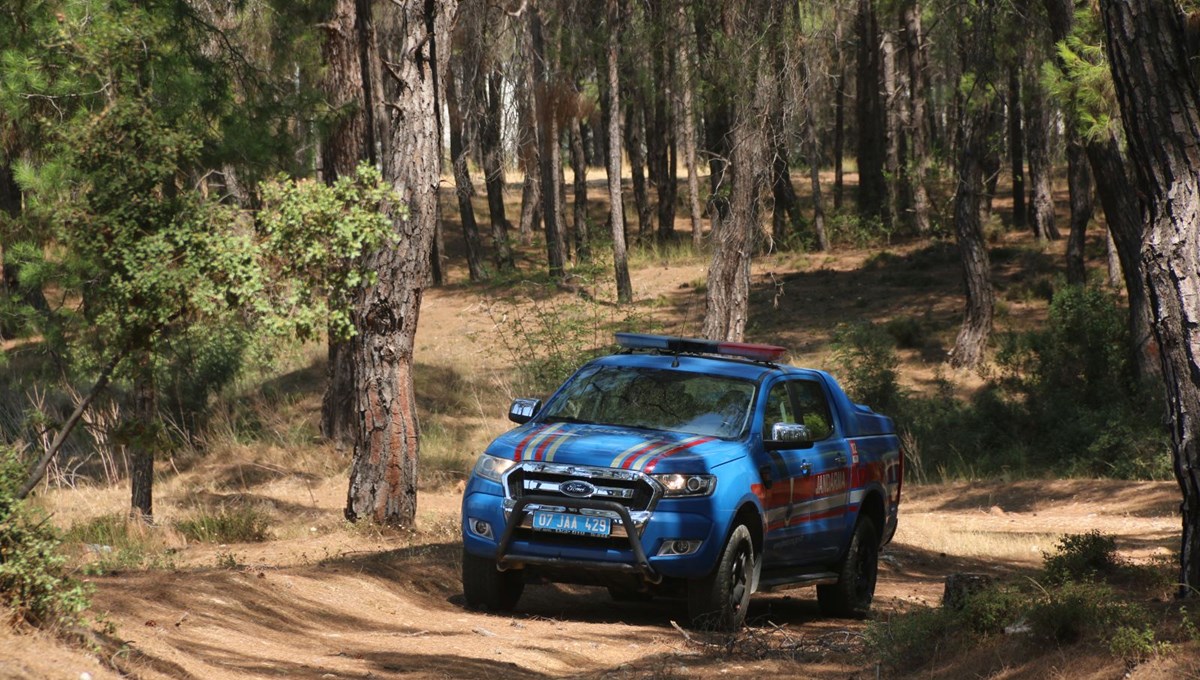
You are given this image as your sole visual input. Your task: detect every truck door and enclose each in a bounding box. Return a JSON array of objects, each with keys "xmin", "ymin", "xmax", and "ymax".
[{"xmin": 760, "ymin": 378, "xmax": 849, "ymax": 567}]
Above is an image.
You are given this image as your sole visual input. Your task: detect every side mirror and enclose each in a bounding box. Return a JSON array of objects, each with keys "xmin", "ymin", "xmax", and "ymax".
[
  {"xmin": 508, "ymin": 398, "xmax": 542, "ymax": 424},
  {"xmin": 765, "ymin": 422, "xmax": 812, "ymax": 450}
]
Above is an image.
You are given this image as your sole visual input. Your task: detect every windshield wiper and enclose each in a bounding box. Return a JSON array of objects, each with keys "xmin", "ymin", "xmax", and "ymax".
[{"xmin": 542, "ymin": 415, "xmax": 594, "ymax": 425}]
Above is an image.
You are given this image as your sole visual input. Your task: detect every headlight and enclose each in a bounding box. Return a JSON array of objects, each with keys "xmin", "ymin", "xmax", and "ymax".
[
  {"xmin": 473, "ymin": 454, "xmax": 516, "ymax": 483},
  {"xmin": 653, "ymin": 473, "xmax": 716, "ymax": 497}
]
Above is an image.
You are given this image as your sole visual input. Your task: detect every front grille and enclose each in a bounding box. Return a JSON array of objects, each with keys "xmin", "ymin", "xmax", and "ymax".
[{"xmin": 505, "ymin": 462, "xmax": 659, "ymax": 512}]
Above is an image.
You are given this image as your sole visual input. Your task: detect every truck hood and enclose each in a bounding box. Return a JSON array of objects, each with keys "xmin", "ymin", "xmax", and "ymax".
[{"xmin": 485, "ymin": 422, "xmax": 747, "ymax": 474}]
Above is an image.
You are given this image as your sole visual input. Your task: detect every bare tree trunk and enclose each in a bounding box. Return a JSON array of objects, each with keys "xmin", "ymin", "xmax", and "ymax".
[
  {"xmin": 517, "ymin": 24, "xmax": 541, "ymax": 246},
  {"xmin": 949, "ymin": 102, "xmax": 998, "ymax": 369},
  {"xmin": 855, "ymin": 0, "xmax": 886, "ymax": 225},
  {"xmin": 625, "ymin": 103, "xmax": 652, "ymax": 239},
  {"xmin": 347, "ymin": 0, "xmax": 454, "ymax": 527},
  {"xmin": 703, "ymin": 3, "xmax": 773, "ymax": 343},
  {"xmin": 882, "ymin": 28, "xmax": 902, "ymax": 231},
  {"xmin": 481, "ymin": 70, "xmax": 514, "ymax": 271},
  {"xmin": 319, "ymin": 0, "xmax": 377, "ymax": 450},
  {"xmin": 1064, "ymin": 140, "xmax": 1094, "ymax": 284},
  {"xmin": 1008, "ymin": 64, "xmax": 1026, "ymax": 230},
  {"xmin": 531, "ymin": 6, "xmax": 567, "ymax": 278},
  {"xmin": 606, "ymin": 0, "xmax": 633, "ymax": 304},
  {"xmin": 1101, "ymin": 0, "xmax": 1200, "ymax": 595},
  {"xmin": 675, "ymin": 1, "xmax": 704, "ymax": 247},
  {"xmin": 1026, "ymin": 73, "xmax": 1058, "ymax": 240},
  {"xmin": 447, "ymin": 63, "xmax": 486, "ymax": 281},
  {"xmin": 833, "ymin": 66, "xmax": 846, "ymax": 210},
  {"xmin": 808, "ymin": 126, "xmax": 830, "ymax": 252},
  {"xmin": 569, "ymin": 115, "xmax": 589, "ymax": 261},
  {"xmin": 901, "ymin": 0, "xmax": 931, "ymax": 233},
  {"xmin": 129, "ymin": 356, "xmax": 156, "ymax": 522},
  {"xmin": 647, "ymin": 0, "xmax": 676, "ymax": 244}
]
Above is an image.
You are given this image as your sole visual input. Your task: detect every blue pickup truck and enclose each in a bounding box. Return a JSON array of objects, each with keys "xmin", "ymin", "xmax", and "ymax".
[{"xmin": 461, "ymin": 333, "xmax": 902, "ymax": 629}]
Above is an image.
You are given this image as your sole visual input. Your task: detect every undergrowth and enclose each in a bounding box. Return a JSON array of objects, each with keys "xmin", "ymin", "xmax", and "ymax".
[
  {"xmin": 867, "ymin": 532, "xmax": 1179, "ymax": 674},
  {"xmin": 0, "ymin": 446, "xmax": 90, "ymax": 629},
  {"xmin": 835, "ymin": 286, "xmax": 1169, "ymax": 481}
]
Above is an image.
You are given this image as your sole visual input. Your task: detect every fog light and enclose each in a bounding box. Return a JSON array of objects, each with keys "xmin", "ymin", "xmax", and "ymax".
[
  {"xmin": 657, "ymin": 539, "xmax": 701, "ymax": 556},
  {"xmin": 469, "ymin": 518, "xmax": 493, "ymax": 539}
]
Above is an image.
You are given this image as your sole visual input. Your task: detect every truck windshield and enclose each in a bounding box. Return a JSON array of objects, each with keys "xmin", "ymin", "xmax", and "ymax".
[{"xmin": 539, "ymin": 365, "xmax": 756, "ymax": 439}]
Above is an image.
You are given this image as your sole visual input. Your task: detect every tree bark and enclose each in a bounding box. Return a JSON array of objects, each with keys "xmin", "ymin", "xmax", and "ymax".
[
  {"xmin": 569, "ymin": 114, "xmax": 589, "ymax": 262},
  {"xmin": 516, "ymin": 21, "xmax": 541, "ymax": 246},
  {"xmin": 855, "ymin": 0, "xmax": 887, "ymax": 225},
  {"xmin": 1100, "ymin": 0, "xmax": 1200, "ymax": 596},
  {"xmin": 675, "ymin": 1, "xmax": 705, "ymax": 247},
  {"xmin": 319, "ymin": 0, "xmax": 377, "ymax": 450},
  {"xmin": 1008, "ymin": 64, "xmax": 1026, "ymax": 230},
  {"xmin": 531, "ymin": 7, "xmax": 567, "ymax": 278},
  {"xmin": 347, "ymin": 0, "xmax": 454, "ymax": 527},
  {"xmin": 1064, "ymin": 140, "xmax": 1094, "ymax": 284},
  {"xmin": 129, "ymin": 355, "xmax": 156, "ymax": 522},
  {"xmin": 703, "ymin": 3, "xmax": 772, "ymax": 343},
  {"xmin": 481, "ymin": 69, "xmax": 514, "ymax": 271},
  {"xmin": 901, "ymin": 1, "xmax": 931, "ymax": 233},
  {"xmin": 647, "ymin": 0, "xmax": 676, "ymax": 244},
  {"xmin": 833, "ymin": 66, "xmax": 846, "ymax": 210},
  {"xmin": 606, "ymin": 0, "xmax": 633, "ymax": 304},
  {"xmin": 882, "ymin": 28, "xmax": 902, "ymax": 231},
  {"xmin": 1026, "ymin": 72, "xmax": 1058, "ymax": 240},
  {"xmin": 949, "ymin": 101, "xmax": 998, "ymax": 370},
  {"xmin": 447, "ymin": 61, "xmax": 486, "ymax": 281},
  {"xmin": 625, "ymin": 102, "xmax": 652, "ymax": 239}
]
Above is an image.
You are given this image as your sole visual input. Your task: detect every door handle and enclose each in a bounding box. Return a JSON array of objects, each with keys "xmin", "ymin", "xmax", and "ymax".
[
  {"xmin": 798, "ymin": 461, "xmax": 812, "ymax": 476},
  {"xmin": 834, "ymin": 454, "xmax": 846, "ymax": 465}
]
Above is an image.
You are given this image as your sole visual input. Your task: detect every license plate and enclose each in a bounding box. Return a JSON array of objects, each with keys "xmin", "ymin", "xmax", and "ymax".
[{"xmin": 531, "ymin": 511, "xmax": 611, "ymax": 537}]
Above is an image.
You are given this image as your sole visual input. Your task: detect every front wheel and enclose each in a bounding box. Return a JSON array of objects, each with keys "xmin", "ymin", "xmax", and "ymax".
[
  {"xmin": 687, "ymin": 524, "xmax": 755, "ymax": 631},
  {"xmin": 817, "ymin": 516, "xmax": 879, "ymax": 619},
  {"xmin": 462, "ymin": 549, "xmax": 524, "ymax": 612}
]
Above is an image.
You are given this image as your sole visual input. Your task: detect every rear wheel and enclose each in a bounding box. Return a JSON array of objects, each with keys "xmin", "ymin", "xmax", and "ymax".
[
  {"xmin": 687, "ymin": 524, "xmax": 755, "ymax": 631},
  {"xmin": 462, "ymin": 549, "xmax": 524, "ymax": 612},
  {"xmin": 817, "ymin": 516, "xmax": 878, "ymax": 618}
]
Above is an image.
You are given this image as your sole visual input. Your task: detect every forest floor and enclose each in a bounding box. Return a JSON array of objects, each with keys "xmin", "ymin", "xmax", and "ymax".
[{"xmin": 4, "ymin": 176, "xmax": 1200, "ymax": 678}]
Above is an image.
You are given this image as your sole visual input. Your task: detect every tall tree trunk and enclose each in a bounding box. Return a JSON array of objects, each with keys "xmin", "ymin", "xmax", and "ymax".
[
  {"xmin": 808, "ymin": 119, "xmax": 831, "ymax": 252},
  {"xmin": 648, "ymin": 0, "xmax": 676, "ymax": 243},
  {"xmin": 703, "ymin": 3, "xmax": 773, "ymax": 342},
  {"xmin": 882, "ymin": 29, "xmax": 902, "ymax": 231},
  {"xmin": 481, "ymin": 70, "xmax": 514, "ymax": 271},
  {"xmin": 517, "ymin": 24, "xmax": 541, "ymax": 246},
  {"xmin": 319, "ymin": 0, "xmax": 377, "ymax": 450},
  {"xmin": 1026, "ymin": 72, "xmax": 1058, "ymax": 240},
  {"xmin": 695, "ymin": 1, "xmax": 732, "ymax": 241},
  {"xmin": 606, "ymin": 0, "xmax": 633, "ymax": 304},
  {"xmin": 128, "ymin": 356, "xmax": 156, "ymax": 522},
  {"xmin": 949, "ymin": 100, "xmax": 998, "ymax": 369},
  {"xmin": 347, "ymin": 0, "xmax": 454, "ymax": 527},
  {"xmin": 1100, "ymin": 0, "xmax": 1200, "ymax": 596},
  {"xmin": 625, "ymin": 103, "xmax": 652, "ymax": 239},
  {"xmin": 675, "ymin": 1, "xmax": 704, "ymax": 247},
  {"xmin": 833, "ymin": 66, "xmax": 846, "ymax": 210},
  {"xmin": 1064, "ymin": 140, "xmax": 1094, "ymax": 284},
  {"xmin": 855, "ymin": 0, "xmax": 887, "ymax": 224},
  {"xmin": 447, "ymin": 64, "xmax": 486, "ymax": 281},
  {"xmin": 531, "ymin": 6, "xmax": 567, "ymax": 278},
  {"xmin": 768, "ymin": 25, "xmax": 800, "ymax": 249},
  {"xmin": 1008, "ymin": 64, "xmax": 1026, "ymax": 230},
  {"xmin": 901, "ymin": 0, "xmax": 931, "ymax": 233},
  {"xmin": 569, "ymin": 115, "xmax": 590, "ymax": 261}
]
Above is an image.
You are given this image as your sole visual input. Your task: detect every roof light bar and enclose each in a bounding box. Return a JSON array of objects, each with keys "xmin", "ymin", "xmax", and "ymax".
[{"xmin": 615, "ymin": 333, "xmax": 787, "ymax": 363}]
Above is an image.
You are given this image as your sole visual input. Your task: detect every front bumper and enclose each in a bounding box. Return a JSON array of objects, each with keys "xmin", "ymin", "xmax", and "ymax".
[{"xmin": 462, "ymin": 486, "xmax": 721, "ymax": 581}]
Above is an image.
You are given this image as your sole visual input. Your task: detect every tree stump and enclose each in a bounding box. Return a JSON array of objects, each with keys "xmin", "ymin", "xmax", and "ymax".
[{"xmin": 942, "ymin": 573, "xmax": 994, "ymax": 610}]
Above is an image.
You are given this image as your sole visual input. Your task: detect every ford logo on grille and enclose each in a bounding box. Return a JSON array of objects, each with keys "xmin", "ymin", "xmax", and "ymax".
[{"xmin": 560, "ymin": 480, "xmax": 596, "ymax": 498}]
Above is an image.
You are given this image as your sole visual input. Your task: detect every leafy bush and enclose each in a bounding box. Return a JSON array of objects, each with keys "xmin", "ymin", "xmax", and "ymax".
[
  {"xmin": 1042, "ymin": 531, "xmax": 1124, "ymax": 585},
  {"xmin": 65, "ymin": 513, "xmax": 176, "ymax": 574},
  {"xmin": 175, "ymin": 506, "xmax": 270, "ymax": 543},
  {"xmin": 832, "ymin": 322, "xmax": 903, "ymax": 414},
  {"xmin": 0, "ymin": 446, "xmax": 90, "ymax": 629},
  {"xmin": 1026, "ymin": 581, "xmax": 1150, "ymax": 644},
  {"xmin": 866, "ymin": 606, "xmax": 959, "ymax": 671}
]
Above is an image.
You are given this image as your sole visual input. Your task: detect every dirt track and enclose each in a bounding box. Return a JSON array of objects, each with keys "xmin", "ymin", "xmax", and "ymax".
[{"xmin": 43, "ymin": 479, "xmax": 1174, "ymax": 680}]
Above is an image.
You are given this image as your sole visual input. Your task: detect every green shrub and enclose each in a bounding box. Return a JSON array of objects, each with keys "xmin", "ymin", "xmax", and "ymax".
[
  {"xmin": 1026, "ymin": 581, "xmax": 1150, "ymax": 644},
  {"xmin": 1042, "ymin": 531, "xmax": 1124, "ymax": 585},
  {"xmin": 832, "ymin": 321, "xmax": 903, "ymax": 414},
  {"xmin": 866, "ymin": 606, "xmax": 959, "ymax": 671},
  {"xmin": 65, "ymin": 513, "xmax": 176, "ymax": 574},
  {"xmin": 0, "ymin": 446, "xmax": 90, "ymax": 629},
  {"xmin": 1108, "ymin": 624, "xmax": 1169, "ymax": 665},
  {"xmin": 175, "ymin": 506, "xmax": 270, "ymax": 543}
]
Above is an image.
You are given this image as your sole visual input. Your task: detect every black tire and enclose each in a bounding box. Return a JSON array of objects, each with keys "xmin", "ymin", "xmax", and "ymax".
[
  {"xmin": 817, "ymin": 516, "xmax": 879, "ymax": 619},
  {"xmin": 462, "ymin": 548, "xmax": 524, "ymax": 612},
  {"xmin": 687, "ymin": 524, "xmax": 755, "ymax": 631}
]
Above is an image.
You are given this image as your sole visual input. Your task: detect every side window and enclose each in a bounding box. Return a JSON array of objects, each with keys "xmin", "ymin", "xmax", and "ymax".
[
  {"xmin": 762, "ymin": 382, "xmax": 795, "ymax": 433},
  {"xmin": 792, "ymin": 380, "xmax": 834, "ymax": 440}
]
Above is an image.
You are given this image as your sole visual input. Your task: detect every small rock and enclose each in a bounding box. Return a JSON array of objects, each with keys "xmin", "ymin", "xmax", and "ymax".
[{"xmin": 473, "ymin": 627, "xmax": 496, "ymax": 637}]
